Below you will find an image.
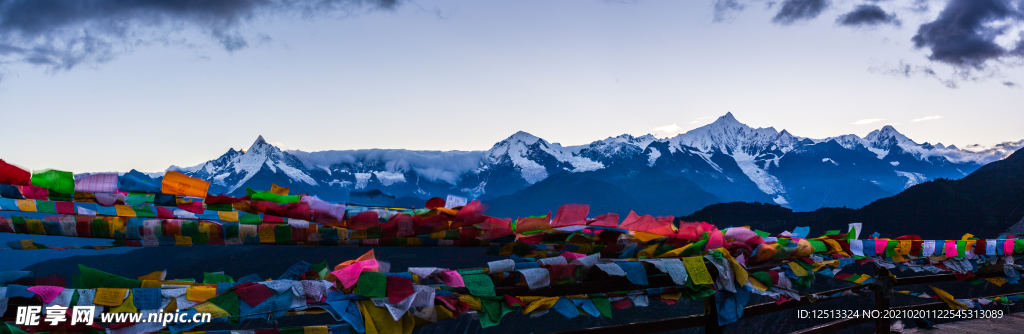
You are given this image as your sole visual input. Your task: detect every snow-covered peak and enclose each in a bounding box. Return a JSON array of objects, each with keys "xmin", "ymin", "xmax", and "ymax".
[
  {"xmin": 668, "ymin": 113, "xmax": 783, "ymax": 155},
  {"xmin": 247, "ymin": 135, "xmax": 280, "ymax": 155},
  {"xmin": 865, "ymin": 125, "xmax": 915, "ymax": 150},
  {"xmin": 506, "ymin": 131, "xmax": 542, "ymax": 145}
]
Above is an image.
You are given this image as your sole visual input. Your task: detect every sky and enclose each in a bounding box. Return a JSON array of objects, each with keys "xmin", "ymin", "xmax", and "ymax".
[{"xmin": 1, "ymin": 0, "xmax": 1023, "ymax": 173}]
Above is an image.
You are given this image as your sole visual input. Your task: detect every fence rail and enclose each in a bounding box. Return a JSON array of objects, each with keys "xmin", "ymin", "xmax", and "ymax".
[{"xmin": 554, "ymin": 266, "xmax": 1013, "ymax": 334}]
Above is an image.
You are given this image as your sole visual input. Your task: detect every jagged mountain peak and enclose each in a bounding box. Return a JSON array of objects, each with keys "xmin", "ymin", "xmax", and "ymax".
[
  {"xmin": 504, "ymin": 131, "xmax": 543, "ymax": 145},
  {"xmin": 865, "ymin": 125, "xmax": 914, "ymax": 149},
  {"xmin": 247, "ymin": 135, "xmax": 279, "ymax": 154}
]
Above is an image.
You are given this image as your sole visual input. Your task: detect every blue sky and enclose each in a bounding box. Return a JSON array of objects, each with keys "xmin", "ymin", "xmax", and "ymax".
[{"xmin": 0, "ymin": 0, "xmax": 1022, "ymax": 173}]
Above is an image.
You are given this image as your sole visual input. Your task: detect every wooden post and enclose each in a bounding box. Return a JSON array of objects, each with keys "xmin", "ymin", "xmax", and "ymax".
[
  {"xmin": 874, "ymin": 266, "xmax": 891, "ymax": 334},
  {"xmin": 704, "ymin": 295, "xmax": 725, "ymax": 334}
]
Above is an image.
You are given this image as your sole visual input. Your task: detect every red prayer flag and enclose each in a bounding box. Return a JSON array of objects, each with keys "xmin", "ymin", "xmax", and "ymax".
[
  {"xmin": 551, "ymin": 203, "xmax": 589, "ymax": 228},
  {"xmin": 0, "ymin": 159, "xmax": 31, "ymax": 186}
]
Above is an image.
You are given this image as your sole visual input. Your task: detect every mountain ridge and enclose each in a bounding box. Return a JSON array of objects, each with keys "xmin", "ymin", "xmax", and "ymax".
[{"xmin": 152, "ymin": 113, "xmax": 1020, "ymax": 213}]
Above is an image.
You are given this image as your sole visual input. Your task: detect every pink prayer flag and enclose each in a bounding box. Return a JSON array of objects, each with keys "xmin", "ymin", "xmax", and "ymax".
[
  {"xmin": 586, "ymin": 213, "xmax": 619, "ymax": 227},
  {"xmin": 74, "ymin": 173, "xmax": 118, "ymax": 193},
  {"xmin": 560, "ymin": 251, "xmax": 587, "ymax": 262},
  {"xmin": 177, "ymin": 200, "xmax": 204, "ymax": 214},
  {"xmin": 1004, "ymin": 240, "xmax": 1014, "ymax": 255},
  {"xmin": 331, "ymin": 259, "xmax": 379, "ymax": 289},
  {"xmin": 438, "ymin": 270, "xmax": 465, "ymax": 288},
  {"xmin": 944, "ymin": 240, "xmax": 958, "ymax": 257},
  {"xmin": 27, "ymin": 286, "xmax": 64, "ymax": 304},
  {"xmin": 875, "ymin": 240, "xmax": 887, "ymax": 255},
  {"xmin": 551, "ymin": 203, "xmax": 589, "ymax": 228}
]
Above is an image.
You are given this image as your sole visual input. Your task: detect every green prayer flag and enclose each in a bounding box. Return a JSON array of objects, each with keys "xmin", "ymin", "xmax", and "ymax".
[
  {"xmin": 753, "ymin": 229, "xmax": 770, "ymax": 238},
  {"xmin": 479, "ymin": 297, "xmax": 513, "ymax": 328},
  {"xmin": 250, "ymin": 191, "xmax": 301, "ymax": 204},
  {"xmin": 70, "ymin": 290, "xmax": 80, "ymax": 307},
  {"xmin": 591, "ymin": 296, "xmax": 612, "ymax": 319},
  {"xmin": 355, "ymin": 272, "xmax": 387, "ymax": 298},
  {"xmin": 462, "ymin": 274, "xmax": 496, "ymax": 297},
  {"xmin": 274, "ymin": 224, "xmax": 292, "ymax": 244},
  {"xmin": 821, "ymin": 230, "xmax": 840, "ymax": 237},
  {"xmin": 203, "ymin": 272, "xmax": 235, "ymax": 284},
  {"xmin": 36, "ymin": 201, "xmax": 57, "ymax": 214},
  {"xmin": 279, "ymin": 327, "xmax": 304, "ymax": 334},
  {"xmin": 750, "ymin": 271, "xmax": 773, "ymax": 289},
  {"xmin": 30, "ymin": 169, "xmax": 75, "ymax": 194},
  {"xmin": 208, "ymin": 291, "xmax": 240, "ymax": 316},
  {"xmin": 809, "ymin": 240, "xmax": 828, "ymax": 253},
  {"xmin": 457, "ymin": 268, "xmax": 487, "ymax": 276}
]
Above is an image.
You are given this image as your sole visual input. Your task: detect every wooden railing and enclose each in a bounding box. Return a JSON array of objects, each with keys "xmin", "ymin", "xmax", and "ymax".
[{"xmin": 553, "ymin": 266, "xmax": 1013, "ymax": 334}]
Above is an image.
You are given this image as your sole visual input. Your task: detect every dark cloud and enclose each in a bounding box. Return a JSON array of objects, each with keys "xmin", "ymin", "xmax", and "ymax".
[
  {"xmin": 1005, "ymin": 81, "xmax": 1018, "ymax": 87},
  {"xmin": 713, "ymin": 0, "xmax": 746, "ymax": 22},
  {"xmin": 869, "ymin": 60, "xmax": 959, "ymax": 88},
  {"xmin": 772, "ymin": 0, "xmax": 830, "ymax": 25},
  {"xmin": 911, "ymin": 0, "xmax": 1024, "ymax": 69},
  {"xmin": 836, "ymin": 4, "xmax": 900, "ymax": 27},
  {"xmin": 0, "ymin": 0, "xmax": 400, "ymax": 76}
]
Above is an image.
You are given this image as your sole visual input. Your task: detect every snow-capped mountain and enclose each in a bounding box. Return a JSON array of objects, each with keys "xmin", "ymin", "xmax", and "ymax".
[{"xmin": 161, "ymin": 113, "xmax": 1020, "ymax": 213}]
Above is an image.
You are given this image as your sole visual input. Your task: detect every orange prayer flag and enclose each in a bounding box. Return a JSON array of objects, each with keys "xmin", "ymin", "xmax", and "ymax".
[
  {"xmin": 161, "ymin": 171, "xmax": 211, "ymax": 197},
  {"xmin": 270, "ymin": 184, "xmax": 290, "ymax": 195}
]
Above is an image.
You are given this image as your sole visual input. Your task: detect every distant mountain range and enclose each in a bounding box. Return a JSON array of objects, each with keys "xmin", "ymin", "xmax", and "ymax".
[
  {"xmin": 139, "ymin": 113, "xmax": 1019, "ymax": 216},
  {"xmin": 681, "ymin": 146, "xmax": 1024, "ymax": 239}
]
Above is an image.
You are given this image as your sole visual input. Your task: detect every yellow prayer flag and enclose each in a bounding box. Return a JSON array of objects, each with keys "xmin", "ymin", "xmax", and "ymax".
[
  {"xmin": 358, "ymin": 299, "xmax": 415, "ymax": 334},
  {"xmin": 304, "ymin": 326, "xmax": 329, "ymax": 334},
  {"xmin": 897, "ymin": 240, "xmax": 912, "ymax": 255},
  {"xmin": 787, "ymin": 262, "xmax": 810, "ymax": 277},
  {"xmin": 110, "ymin": 291, "xmax": 138, "ymax": 313},
  {"xmin": 193, "ymin": 301, "xmax": 231, "ymax": 318},
  {"xmin": 683, "ymin": 256, "xmax": 714, "ymax": 285},
  {"xmin": 658, "ymin": 244, "xmax": 691, "ymax": 258},
  {"xmin": 637, "ymin": 244, "xmax": 659, "ymax": 258},
  {"xmin": 747, "ymin": 277, "xmax": 768, "ymax": 291},
  {"xmin": 114, "ymin": 205, "xmax": 136, "ymax": 217},
  {"xmin": 270, "ymin": 184, "xmax": 290, "ymax": 195},
  {"xmin": 27, "ymin": 220, "xmax": 45, "ymax": 235},
  {"xmin": 929, "ymin": 285, "xmax": 969, "ymax": 310},
  {"xmin": 716, "ymin": 248, "xmax": 748, "ymax": 286},
  {"xmin": 161, "ymin": 171, "xmax": 211, "ymax": 198},
  {"xmin": 633, "ymin": 232, "xmax": 664, "ymax": 243},
  {"xmin": 16, "ymin": 199, "xmax": 37, "ymax": 212},
  {"xmin": 218, "ymin": 211, "xmax": 239, "ymax": 222},
  {"xmin": 19, "ymin": 240, "xmax": 37, "ymax": 250},
  {"xmin": 185, "ymin": 286, "xmax": 217, "ymax": 302},
  {"xmin": 522, "ymin": 296, "xmax": 559, "ymax": 314},
  {"xmin": 458, "ymin": 295, "xmax": 482, "ymax": 311},
  {"xmin": 983, "ymin": 277, "xmax": 1007, "ymax": 287},
  {"xmin": 93, "ymin": 288, "xmax": 128, "ymax": 306},
  {"xmin": 138, "ymin": 271, "xmax": 166, "ymax": 281},
  {"xmin": 258, "ymin": 226, "xmax": 276, "ymax": 243},
  {"xmin": 174, "ymin": 235, "xmax": 193, "ymax": 246}
]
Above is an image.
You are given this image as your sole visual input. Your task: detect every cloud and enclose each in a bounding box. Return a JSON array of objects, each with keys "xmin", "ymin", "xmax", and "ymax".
[
  {"xmin": 948, "ymin": 139, "xmax": 1024, "ymax": 164},
  {"xmin": 651, "ymin": 124, "xmax": 686, "ymax": 137},
  {"xmin": 0, "ymin": 0, "xmax": 401, "ymax": 78},
  {"xmin": 851, "ymin": 118, "xmax": 884, "ymax": 125},
  {"xmin": 1005, "ymin": 81, "xmax": 1018, "ymax": 87},
  {"xmin": 836, "ymin": 4, "xmax": 901, "ymax": 27},
  {"xmin": 713, "ymin": 0, "xmax": 746, "ymax": 22},
  {"xmin": 910, "ymin": 115, "xmax": 943, "ymax": 122},
  {"xmin": 868, "ymin": 59, "xmax": 963, "ymax": 88},
  {"xmin": 772, "ymin": 0, "xmax": 830, "ymax": 25},
  {"xmin": 911, "ymin": 0, "xmax": 1024, "ymax": 70},
  {"xmin": 689, "ymin": 116, "xmax": 716, "ymax": 124}
]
